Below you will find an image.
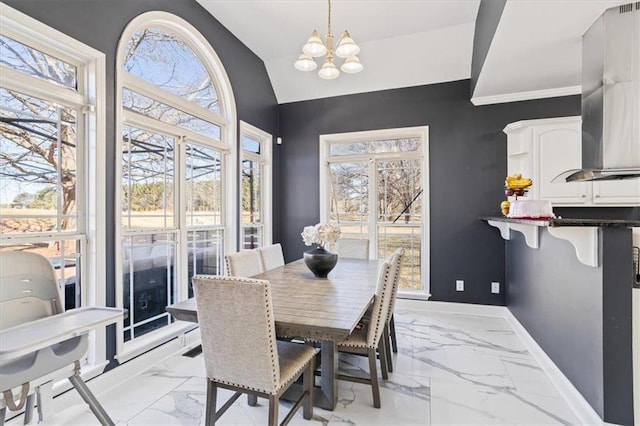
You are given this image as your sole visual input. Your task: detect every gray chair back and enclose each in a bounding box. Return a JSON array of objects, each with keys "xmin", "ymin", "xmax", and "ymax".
[
  {"xmin": 225, "ymin": 249, "xmax": 264, "ymax": 277},
  {"xmin": 258, "ymin": 243, "xmax": 285, "ymax": 271},
  {"xmin": 335, "ymin": 238, "xmax": 369, "ymax": 259},
  {"xmin": 193, "ymin": 275, "xmax": 280, "ymax": 394}
]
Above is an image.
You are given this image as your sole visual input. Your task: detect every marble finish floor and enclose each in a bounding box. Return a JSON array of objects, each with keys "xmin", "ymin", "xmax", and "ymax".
[{"xmin": 50, "ymin": 302, "xmax": 583, "ymax": 425}]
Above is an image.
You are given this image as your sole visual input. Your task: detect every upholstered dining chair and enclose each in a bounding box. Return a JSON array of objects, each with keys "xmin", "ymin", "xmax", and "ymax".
[
  {"xmin": 258, "ymin": 243, "xmax": 285, "ymax": 271},
  {"xmin": 334, "ymin": 238, "xmax": 369, "ymax": 260},
  {"xmin": 192, "ymin": 275, "xmax": 315, "ymax": 426},
  {"xmin": 335, "ymin": 255, "xmax": 398, "ymax": 408},
  {"xmin": 225, "ymin": 249, "xmax": 264, "ymax": 277},
  {"xmin": 382, "ymin": 248, "xmax": 404, "ymax": 373}
]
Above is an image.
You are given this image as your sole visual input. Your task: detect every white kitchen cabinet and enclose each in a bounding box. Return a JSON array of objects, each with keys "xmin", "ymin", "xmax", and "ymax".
[
  {"xmin": 592, "ymin": 180, "xmax": 640, "ymax": 205},
  {"xmin": 504, "ymin": 116, "xmax": 639, "ymax": 206}
]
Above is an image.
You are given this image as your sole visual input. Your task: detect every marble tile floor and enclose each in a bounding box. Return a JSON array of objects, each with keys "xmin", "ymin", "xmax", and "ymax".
[{"xmin": 33, "ymin": 302, "xmax": 584, "ymax": 425}]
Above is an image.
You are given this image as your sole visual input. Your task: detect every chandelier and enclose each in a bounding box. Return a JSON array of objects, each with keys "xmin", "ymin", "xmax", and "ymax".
[{"xmin": 294, "ymin": 0, "xmax": 363, "ymax": 79}]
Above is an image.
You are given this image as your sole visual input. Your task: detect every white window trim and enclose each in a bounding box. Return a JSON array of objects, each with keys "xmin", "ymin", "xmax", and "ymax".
[
  {"xmin": 239, "ymin": 121, "xmax": 273, "ymax": 248},
  {"xmin": 319, "ymin": 126, "xmax": 430, "ymax": 298},
  {"xmin": 115, "ymin": 11, "xmax": 237, "ymax": 359},
  {"xmin": 0, "ymin": 3, "xmax": 108, "ymax": 367}
]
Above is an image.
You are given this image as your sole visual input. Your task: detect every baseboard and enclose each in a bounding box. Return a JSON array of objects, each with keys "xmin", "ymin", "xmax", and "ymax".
[
  {"xmin": 504, "ymin": 309, "xmax": 603, "ymax": 425},
  {"xmin": 396, "ymin": 298, "xmax": 507, "ymax": 317}
]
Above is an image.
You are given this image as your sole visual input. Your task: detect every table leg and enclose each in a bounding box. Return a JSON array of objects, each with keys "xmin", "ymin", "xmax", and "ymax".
[{"xmin": 320, "ymin": 340, "xmax": 338, "ymax": 410}]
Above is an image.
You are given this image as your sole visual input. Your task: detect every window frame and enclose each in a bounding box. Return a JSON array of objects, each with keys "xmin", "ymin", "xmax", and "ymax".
[
  {"xmin": 319, "ymin": 126, "xmax": 430, "ymax": 298},
  {"xmin": 239, "ymin": 120, "xmax": 272, "ymax": 250},
  {"xmin": 115, "ymin": 11, "xmax": 237, "ymax": 361},
  {"xmin": 0, "ymin": 3, "xmax": 107, "ymax": 372}
]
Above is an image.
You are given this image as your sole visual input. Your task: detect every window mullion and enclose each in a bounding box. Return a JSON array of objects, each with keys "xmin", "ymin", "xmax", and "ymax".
[
  {"xmin": 122, "ymin": 74, "xmax": 226, "ymax": 126},
  {"xmin": 0, "ymin": 66, "xmax": 86, "ymax": 107},
  {"xmin": 178, "ymin": 136, "xmax": 188, "ymax": 301},
  {"xmin": 123, "ymin": 109, "xmax": 226, "ymax": 151},
  {"xmin": 326, "ymin": 150, "xmax": 422, "ymax": 163},
  {"xmin": 368, "ymin": 158, "xmax": 378, "ymax": 259},
  {"xmin": 56, "ymin": 105, "xmax": 63, "ymax": 233}
]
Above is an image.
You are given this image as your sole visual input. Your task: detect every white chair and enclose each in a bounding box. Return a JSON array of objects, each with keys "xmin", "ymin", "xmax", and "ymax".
[
  {"xmin": 258, "ymin": 243, "xmax": 285, "ymax": 271},
  {"xmin": 336, "ymin": 254, "xmax": 399, "ymax": 408},
  {"xmin": 335, "ymin": 238, "xmax": 369, "ymax": 259},
  {"xmin": 193, "ymin": 275, "xmax": 315, "ymax": 426},
  {"xmin": 225, "ymin": 249, "xmax": 264, "ymax": 277},
  {"xmin": 0, "ymin": 252, "xmax": 113, "ymax": 425}
]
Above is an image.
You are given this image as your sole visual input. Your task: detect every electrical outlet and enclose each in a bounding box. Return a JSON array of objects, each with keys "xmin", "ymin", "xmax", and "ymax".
[
  {"xmin": 491, "ymin": 281, "xmax": 500, "ymax": 294},
  {"xmin": 456, "ymin": 280, "xmax": 464, "ymax": 291}
]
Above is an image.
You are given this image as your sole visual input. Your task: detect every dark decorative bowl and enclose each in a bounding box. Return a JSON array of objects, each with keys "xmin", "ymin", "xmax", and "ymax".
[{"xmin": 303, "ymin": 246, "xmax": 338, "ymax": 278}]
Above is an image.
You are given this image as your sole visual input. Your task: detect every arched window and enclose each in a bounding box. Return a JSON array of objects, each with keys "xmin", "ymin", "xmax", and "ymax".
[{"xmin": 116, "ymin": 12, "xmax": 236, "ymax": 356}]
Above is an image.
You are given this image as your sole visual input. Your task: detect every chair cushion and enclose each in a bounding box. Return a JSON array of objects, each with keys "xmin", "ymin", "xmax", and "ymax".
[
  {"xmin": 275, "ymin": 341, "xmax": 316, "ymax": 393},
  {"xmin": 337, "ymin": 324, "xmax": 370, "ymax": 349}
]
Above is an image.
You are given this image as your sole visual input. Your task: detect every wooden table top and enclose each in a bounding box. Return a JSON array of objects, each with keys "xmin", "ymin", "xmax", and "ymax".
[{"xmin": 166, "ymin": 258, "xmax": 381, "ymax": 341}]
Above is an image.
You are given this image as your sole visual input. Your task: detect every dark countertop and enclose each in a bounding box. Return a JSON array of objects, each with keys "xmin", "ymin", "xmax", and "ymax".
[{"xmin": 479, "ymin": 216, "xmax": 640, "ymax": 228}]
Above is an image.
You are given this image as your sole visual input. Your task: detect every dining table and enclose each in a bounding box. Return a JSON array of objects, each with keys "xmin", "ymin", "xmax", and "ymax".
[{"xmin": 165, "ymin": 257, "xmax": 382, "ymax": 411}]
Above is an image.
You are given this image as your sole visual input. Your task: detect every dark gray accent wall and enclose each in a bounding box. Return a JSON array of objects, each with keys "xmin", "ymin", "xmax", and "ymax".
[
  {"xmin": 278, "ymin": 79, "xmax": 581, "ymax": 305},
  {"xmin": 507, "ymin": 229, "xmax": 604, "ymax": 416},
  {"xmin": 471, "ymin": 0, "xmax": 507, "ymax": 96},
  {"xmin": 4, "ymin": 0, "xmax": 279, "ymax": 368},
  {"xmin": 601, "ymin": 228, "xmax": 634, "ymax": 424},
  {"xmin": 507, "ymin": 227, "xmax": 634, "ymax": 424}
]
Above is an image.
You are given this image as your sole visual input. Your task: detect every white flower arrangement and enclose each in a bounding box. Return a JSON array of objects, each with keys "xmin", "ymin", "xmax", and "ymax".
[{"xmin": 301, "ymin": 223, "xmax": 341, "ymax": 248}]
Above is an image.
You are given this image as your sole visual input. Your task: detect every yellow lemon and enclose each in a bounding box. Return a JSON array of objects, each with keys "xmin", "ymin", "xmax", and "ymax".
[{"xmin": 500, "ymin": 200, "xmax": 510, "ymax": 216}]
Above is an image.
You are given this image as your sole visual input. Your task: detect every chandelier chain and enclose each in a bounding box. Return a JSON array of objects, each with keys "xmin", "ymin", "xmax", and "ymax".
[{"xmin": 327, "ymin": 0, "xmax": 332, "ymax": 36}]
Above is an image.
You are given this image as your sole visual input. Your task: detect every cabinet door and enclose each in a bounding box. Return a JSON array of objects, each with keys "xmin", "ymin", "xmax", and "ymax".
[
  {"xmin": 536, "ymin": 125, "xmax": 589, "ymax": 204},
  {"xmin": 592, "ymin": 180, "xmax": 640, "ymax": 205}
]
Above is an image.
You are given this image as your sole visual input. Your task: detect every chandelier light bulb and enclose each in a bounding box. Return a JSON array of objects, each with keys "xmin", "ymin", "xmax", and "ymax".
[
  {"xmin": 335, "ymin": 31, "xmax": 360, "ymax": 58},
  {"xmin": 302, "ymin": 30, "xmax": 327, "ymax": 57},
  {"xmin": 340, "ymin": 56, "xmax": 363, "ymax": 73},
  {"xmin": 318, "ymin": 60, "xmax": 340, "ymax": 79},
  {"xmin": 294, "ymin": 52, "xmax": 317, "ymax": 71}
]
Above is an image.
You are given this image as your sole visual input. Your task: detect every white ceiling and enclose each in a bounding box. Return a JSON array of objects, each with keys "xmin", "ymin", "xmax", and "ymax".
[{"xmin": 197, "ymin": 0, "xmax": 628, "ymax": 105}]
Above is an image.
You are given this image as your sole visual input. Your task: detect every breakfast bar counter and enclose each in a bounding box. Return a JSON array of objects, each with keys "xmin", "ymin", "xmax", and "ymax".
[
  {"xmin": 480, "ymin": 216, "xmax": 638, "ymax": 267},
  {"xmin": 481, "ymin": 215, "xmax": 637, "ymax": 423},
  {"xmin": 480, "ymin": 215, "xmax": 640, "ymax": 228}
]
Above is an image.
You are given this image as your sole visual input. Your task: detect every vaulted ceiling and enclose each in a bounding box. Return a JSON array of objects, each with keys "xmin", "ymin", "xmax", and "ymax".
[{"xmin": 197, "ymin": 0, "xmax": 627, "ymax": 104}]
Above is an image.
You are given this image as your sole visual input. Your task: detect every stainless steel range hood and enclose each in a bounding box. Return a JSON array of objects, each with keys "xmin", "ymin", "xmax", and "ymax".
[{"xmin": 558, "ymin": 2, "xmax": 640, "ymax": 182}]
